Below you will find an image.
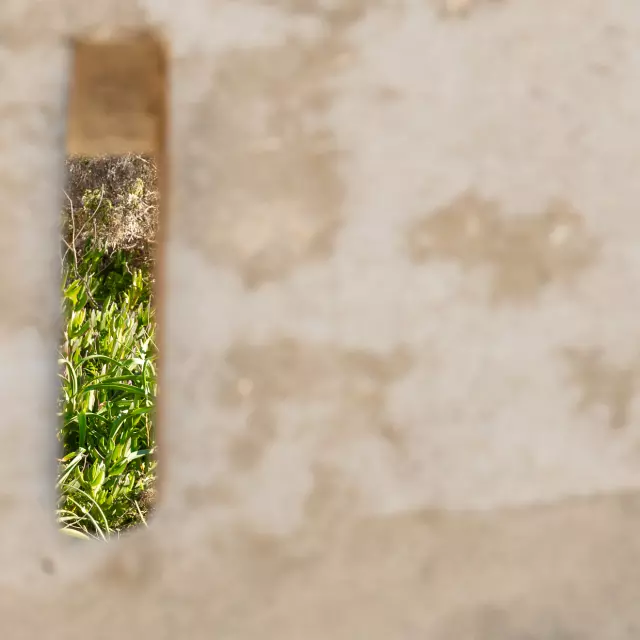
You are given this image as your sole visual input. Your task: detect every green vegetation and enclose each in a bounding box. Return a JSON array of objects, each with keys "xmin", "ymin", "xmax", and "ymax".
[{"xmin": 57, "ymin": 155, "xmax": 159, "ymax": 540}]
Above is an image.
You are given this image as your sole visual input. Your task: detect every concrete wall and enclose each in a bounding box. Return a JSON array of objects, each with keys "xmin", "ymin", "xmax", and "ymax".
[{"xmin": 2, "ymin": 0, "xmax": 640, "ymax": 636}]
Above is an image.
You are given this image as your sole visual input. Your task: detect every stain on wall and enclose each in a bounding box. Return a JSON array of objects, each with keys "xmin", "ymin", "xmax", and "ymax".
[
  {"xmin": 562, "ymin": 347, "xmax": 640, "ymax": 430},
  {"xmin": 259, "ymin": 0, "xmax": 367, "ymax": 20},
  {"xmin": 177, "ymin": 1, "xmax": 397, "ymax": 288},
  {"xmin": 217, "ymin": 339, "xmax": 413, "ymax": 470},
  {"xmin": 94, "ymin": 537, "xmax": 161, "ymax": 588},
  {"xmin": 183, "ymin": 482, "xmax": 235, "ymax": 509},
  {"xmin": 433, "ymin": 605, "xmax": 581, "ymax": 640},
  {"xmin": 182, "ymin": 41, "xmax": 345, "ymax": 288},
  {"xmin": 406, "ymin": 190, "xmax": 598, "ymax": 304},
  {"xmin": 436, "ymin": 0, "xmax": 506, "ymax": 19}
]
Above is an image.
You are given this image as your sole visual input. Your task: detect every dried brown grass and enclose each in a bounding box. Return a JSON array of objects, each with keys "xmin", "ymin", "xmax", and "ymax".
[{"xmin": 62, "ymin": 154, "xmax": 159, "ymax": 267}]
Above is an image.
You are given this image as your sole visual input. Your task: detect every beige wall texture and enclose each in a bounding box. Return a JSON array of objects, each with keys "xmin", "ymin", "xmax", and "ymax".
[{"xmin": 2, "ymin": 0, "xmax": 640, "ymax": 637}]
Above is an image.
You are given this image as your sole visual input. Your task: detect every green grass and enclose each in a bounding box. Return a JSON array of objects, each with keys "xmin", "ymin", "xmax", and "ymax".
[{"xmin": 57, "ymin": 246, "xmax": 157, "ymax": 540}]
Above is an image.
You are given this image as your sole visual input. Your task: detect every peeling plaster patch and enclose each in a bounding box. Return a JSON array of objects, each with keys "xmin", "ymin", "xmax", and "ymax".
[{"xmin": 406, "ymin": 190, "xmax": 598, "ymax": 304}]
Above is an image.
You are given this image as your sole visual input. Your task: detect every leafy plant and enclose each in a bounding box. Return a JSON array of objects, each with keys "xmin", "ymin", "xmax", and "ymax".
[{"xmin": 57, "ymin": 245, "xmax": 157, "ymax": 540}]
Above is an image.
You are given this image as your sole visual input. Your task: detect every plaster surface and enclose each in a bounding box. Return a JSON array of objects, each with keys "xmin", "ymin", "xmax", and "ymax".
[{"xmin": 2, "ymin": 0, "xmax": 640, "ymax": 636}]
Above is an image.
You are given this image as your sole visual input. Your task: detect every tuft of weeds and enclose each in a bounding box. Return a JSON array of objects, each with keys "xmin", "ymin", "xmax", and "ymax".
[{"xmin": 57, "ymin": 245, "xmax": 157, "ymax": 540}]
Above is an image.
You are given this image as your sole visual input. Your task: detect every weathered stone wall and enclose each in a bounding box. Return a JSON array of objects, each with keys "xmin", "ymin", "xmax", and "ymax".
[{"xmin": 2, "ymin": 0, "xmax": 640, "ymax": 637}]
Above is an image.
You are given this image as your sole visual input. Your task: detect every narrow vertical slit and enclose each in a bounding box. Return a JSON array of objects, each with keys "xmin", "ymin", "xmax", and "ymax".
[{"xmin": 58, "ymin": 34, "xmax": 166, "ymax": 540}]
